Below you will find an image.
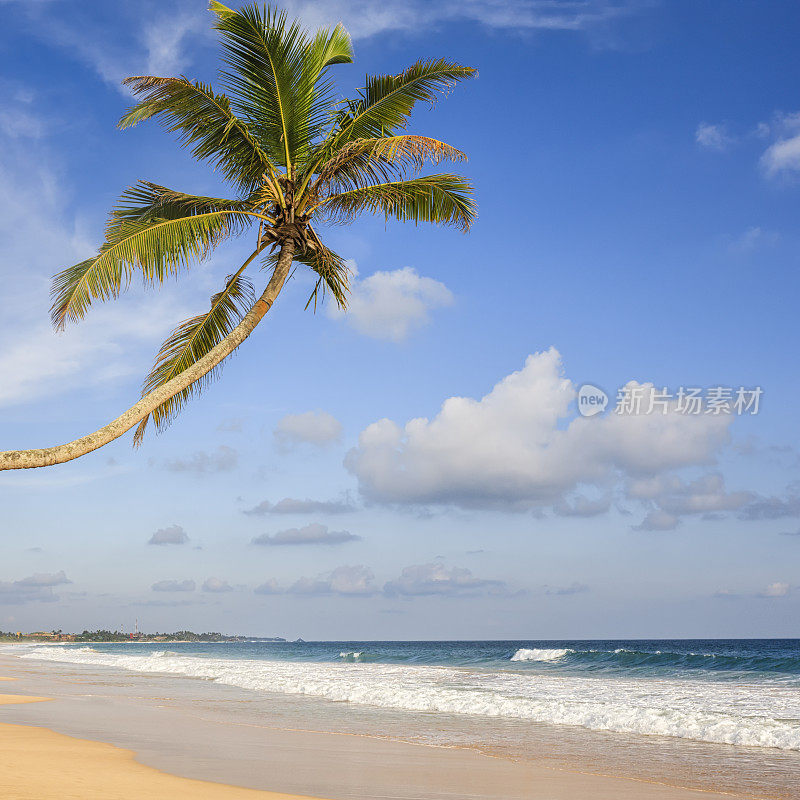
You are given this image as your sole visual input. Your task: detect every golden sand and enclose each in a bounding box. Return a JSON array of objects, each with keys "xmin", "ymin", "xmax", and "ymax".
[{"xmin": 0, "ymin": 690, "xmax": 321, "ymax": 800}]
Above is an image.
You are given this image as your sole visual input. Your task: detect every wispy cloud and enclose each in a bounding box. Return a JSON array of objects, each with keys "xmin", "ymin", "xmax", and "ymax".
[
  {"xmin": 251, "ymin": 523, "xmax": 361, "ymax": 546},
  {"xmin": 695, "ymin": 122, "xmax": 733, "ymax": 151},
  {"xmin": 0, "ymin": 570, "xmax": 71, "ymax": 605},
  {"xmin": 383, "ymin": 562, "xmax": 505, "ymax": 597},
  {"xmin": 151, "ymin": 579, "xmax": 196, "ymax": 592},
  {"xmin": 160, "ymin": 446, "xmax": 239, "ymax": 474},
  {"xmin": 243, "ymin": 496, "xmax": 357, "ymax": 515},
  {"xmin": 274, "ymin": 411, "xmax": 342, "ymax": 449}
]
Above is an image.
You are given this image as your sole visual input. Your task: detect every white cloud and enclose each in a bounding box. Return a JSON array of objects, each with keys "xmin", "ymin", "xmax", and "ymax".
[
  {"xmin": 761, "ymin": 582, "xmax": 790, "ymax": 598},
  {"xmin": 0, "ymin": 117, "xmax": 195, "ymax": 410},
  {"xmin": 14, "ymin": 570, "xmax": 71, "ymax": 588},
  {"xmin": 756, "ymin": 111, "xmax": 800, "ymax": 176},
  {"xmin": 244, "ymin": 496, "xmax": 356, "ymax": 515},
  {"xmin": 274, "ymin": 411, "xmax": 342, "ymax": 449},
  {"xmin": 383, "ymin": 562, "xmax": 504, "ymax": 597},
  {"xmin": 161, "ymin": 446, "xmax": 239, "ymax": 474},
  {"xmin": 328, "ymin": 266, "xmax": 454, "ymax": 342},
  {"xmin": 695, "ymin": 122, "xmax": 733, "ymax": 151},
  {"xmin": 0, "ymin": 571, "xmax": 71, "ymax": 605},
  {"xmin": 289, "ymin": 564, "xmax": 377, "ymax": 596},
  {"xmin": 34, "ymin": 5, "xmax": 209, "ymax": 95},
  {"xmin": 281, "ymin": 0, "xmax": 640, "ymax": 39},
  {"xmin": 254, "ymin": 578, "xmax": 282, "ymax": 595},
  {"xmin": 761, "ymin": 134, "xmax": 800, "ymax": 176},
  {"xmin": 251, "ymin": 523, "xmax": 360, "ymax": 546},
  {"xmin": 627, "ymin": 473, "xmax": 753, "ymax": 522},
  {"xmin": 202, "ymin": 577, "xmax": 233, "ymax": 593},
  {"xmin": 148, "ymin": 524, "xmax": 189, "ymax": 546},
  {"xmin": 346, "ymin": 349, "xmax": 733, "ymax": 511},
  {"xmin": 151, "ymin": 579, "xmax": 195, "ymax": 592},
  {"xmin": 19, "ymin": 0, "xmax": 638, "ymax": 107},
  {"xmin": 728, "ymin": 226, "xmax": 779, "ymax": 254}
]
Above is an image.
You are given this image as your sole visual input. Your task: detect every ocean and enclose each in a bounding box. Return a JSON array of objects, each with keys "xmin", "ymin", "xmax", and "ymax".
[{"xmin": 14, "ymin": 638, "xmax": 800, "ymax": 797}]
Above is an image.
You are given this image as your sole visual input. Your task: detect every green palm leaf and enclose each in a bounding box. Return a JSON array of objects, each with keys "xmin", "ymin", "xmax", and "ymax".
[
  {"xmin": 119, "ymin": 76, "xmax": 273, "ymax": 191},
  {"xmin": 211, "ymin": 2, "xmax": 353, "ymax": 170},
  {"xmin": 319, "ymin": 175, "xmax": 476, "ymax": 232},
  {"xmin": 133, "ymin": 272, "xmax": 256, "ymax": 445},
  {"xmin": 109, "ymin": 181, "xmax": 254, "ymax": 229},
  {"xmin": 312, "ymin": 135, "xmax": 467, "ymax": 195},
  {"xmin": 211, "ymin": 3, "xmax": 312, "ymax": 169},
  {"xmin": 332, "ymin": 60, "xmax": 476, "ymax": 147},
  {"xmin": 50, "ymin": 210, "xmax": 252, "ymax": 329}
]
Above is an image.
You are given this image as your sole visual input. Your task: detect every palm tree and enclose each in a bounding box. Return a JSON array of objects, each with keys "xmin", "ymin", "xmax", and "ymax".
[{"xmin": 0, "ymin": 1, "xmax": 475, "ymax": 471}]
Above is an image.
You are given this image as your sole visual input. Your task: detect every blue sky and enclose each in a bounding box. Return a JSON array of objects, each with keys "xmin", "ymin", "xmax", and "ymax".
[{"xmin": 1, "ymin": 0, "xmax": 799, "ymax": 639}]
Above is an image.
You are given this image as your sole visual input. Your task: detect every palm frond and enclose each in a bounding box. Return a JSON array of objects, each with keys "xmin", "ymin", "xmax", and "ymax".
[
  {"xmin": 211, "ymin": 3, "xmax": 314, "ymax": 168},
  {"xmin": 318, "ymin": 175, "xmax": 477, "ymax": 232},
  {"xmin": 109, "ymin": 181, "xmax": 254, "ymax": 230},
  {"xmin": 311, "ymin": 135, "xmax": 467, "ymax": 195},
  {"xmin": 119, "ymin": 76, "xmax": 273, "ymax": 191},
  {"xmin": 332, "ymin": 60, "xmax": 476, "ymax": 147},
  {"xmin": 133, "ymin": 272, "xmax": 256, "ymax": 445},
  {"xmin": 50, "ymin": 211, "xmax": 250, "ymax": 329}
]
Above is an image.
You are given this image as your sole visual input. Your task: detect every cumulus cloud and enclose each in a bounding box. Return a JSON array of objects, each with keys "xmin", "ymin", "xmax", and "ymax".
[
  {"xmin": 328, "ymin": 266, "xmax": 453, "ymax": 342},
  {"xmin": 627, "ymin": 473, "xmax": 754, "ymax": 529},
  {"xmin": 274, "ymin": 411, "xmax": 342, "ymax": 449},
  {"xmin": 695, "ymin": 122, "xmax": 733, "ymax": 151},
  {"xmin": 289, "ymin": 565, "xmax": 377, "ymax": 596},
  {"xmin": 251, "ymin": 523, "xmax": 361, "ymax": 546},
  {"xmin": 151, "ymin": 579, "xmax": 195, "ymax": 592},
  {"xmin": 760, "ymin": 581, "xmax": 790, "ymax": 598},
  {"xmin": 738, "ymin": 489, "xmax": 800, "ymax": 520},
  {"xmin": 346, "ymin": 349, "xmax": 733, "ymax": 511},
  {"xmin": 161, "ymin": 446, "xmax": 238, "ymax": 474},
  {"xmin": 254, "ymin": 578, "xmax": 282, "ymax": 595},
  {"xmin": 148, "ymin": 525, "xmax": 189, "ymax": 546},
  {"xmin": 244, "ymin": 496, "xmax": 357, "ymax": 515},
  {"xmin": 202, "ymin": 577, "xmax": 233, "ymax": 593},
  {"xmin": 383, "ymin": 563, "xmax": 504, "ymax": 597},
  {"xmin": 0, "ymin": 571, "xmax": 71, "ymax": 605}
]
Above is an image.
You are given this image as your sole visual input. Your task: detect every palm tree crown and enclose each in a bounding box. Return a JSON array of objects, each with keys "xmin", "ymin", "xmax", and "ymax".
[{"xmin": 1, "ymin": 0, "xmax": 475, "ymax": 470}]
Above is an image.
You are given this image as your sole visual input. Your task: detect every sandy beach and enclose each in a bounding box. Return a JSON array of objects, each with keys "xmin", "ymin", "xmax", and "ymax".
[{"xmin": 0, "ymin": 654, "xmax": 768, "ymax": 800}]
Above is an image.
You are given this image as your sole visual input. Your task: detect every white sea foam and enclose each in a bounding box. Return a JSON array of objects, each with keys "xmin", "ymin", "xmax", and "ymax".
[
  {"xmin": 20, "ymin": 646, "xmax": 800, "ymax": 751},
  {"xmin": 511, "ymin": 648, "xmax": 572, "ymax": 662},
  {"xmin": 339, "ymin": 651, "xmax": 364, "ymax": 661}
]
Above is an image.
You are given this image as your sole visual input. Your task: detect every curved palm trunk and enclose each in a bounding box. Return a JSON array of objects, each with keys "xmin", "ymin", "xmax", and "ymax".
[{"xmin": 0, "ymin": 242, "xmax": 295, "ymax": 470}]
